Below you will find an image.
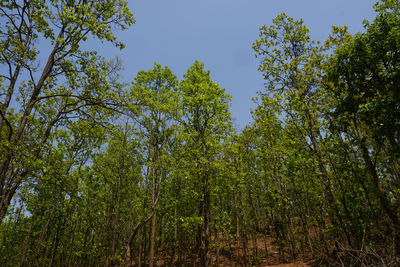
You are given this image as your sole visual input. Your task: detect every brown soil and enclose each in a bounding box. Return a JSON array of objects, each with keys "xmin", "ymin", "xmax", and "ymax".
[{"xmin": 155, "ymin": 234, "xmax": 316, "ymax": 266}]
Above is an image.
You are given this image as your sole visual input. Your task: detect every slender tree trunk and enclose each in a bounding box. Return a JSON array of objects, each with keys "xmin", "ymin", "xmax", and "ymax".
[
  {"xmin": 354, "ymin": 121, "xmax": 400, "ymax": 255},
  {"xmin": 110, "ymin": 172, "xmax": 123, "ymax": 266},
  {"xmin": 263, "ymin": 231, "xmax": 269, "ymax": 265},
  {"xmin": 252, "ymin": 231, "xmax": 258, "ymax": 260},
  {"xmin": 203, "ymin": 173, "xmax": 210, "ymax": 267},
  {"xmin": 138, "ymin": 227, "xmax": 144, "ymax": 267},
  {"xmin": 242, "ymin": 232, "xmax": 248, "ymax": 266},
  {"xmin": 0, "ymin": 26, "xmax": 65, "ymax": 224},
  {"xmin": 197, "ymin": 175, "xmax": 211, "ymax": 267},
  {"xmin": 170, "ymin": 207, "xmax": 177, "ymax": 264},
  {"xmin": 124, "ymin": 209, "xmax": 156, "ymax": 266},
  {"xmin": 34, "ymin": 190, "xmax": 61, "ymax": 264},
  {"xmin": 305, "ymin": 109, "xmax": 353, "ymax": 248},
  {"xmin": 216, "ymin": 229, "xmax": 220, "ymax": 267},
  {"xmin": 0, "ymin": 16, "xmax": 33, "ymax": 134},
  {"xmin": 49, "ymin": 223, "xmax": 61, "ymax": 267},
  {"xmin": 149, "ymin": 158, "xmax": 159, "ymax": 267},
  {"xmin": 20, "ymin": 183, "xmax": 43, "ymax": 267},
  {"xmin": 149, "ymin": 209, "xmax": 157, "ymax": 267},
  {"xmin": 233, "ymin": 190, "xmax": 241, "ymax": 250}
]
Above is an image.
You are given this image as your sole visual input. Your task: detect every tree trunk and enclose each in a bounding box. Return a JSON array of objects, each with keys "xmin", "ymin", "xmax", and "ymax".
[
  {"xmin": 0, "ymin": 27, "xmax": 65, "ymax": 223},
  {"xmin": 20, "ymin": 183, "xmax": 43, "ymax": 266},
  {"xmin": 149, "ymin": 210, "xmax": 157, "ymax": 267},
  {"xmin": 124, "ymin": 210, "xmax": 156, "ymax": 266},
  {"xmin": 34, "ymin": 190, "xmax": 62, "ymax": 264},
  {"xmin": 233, "ymin": 190, "xmax": 241, "ymax": 250},
  {"xmin": 353, "ymin": 118, "xmax": 400, "ymax": 255}
]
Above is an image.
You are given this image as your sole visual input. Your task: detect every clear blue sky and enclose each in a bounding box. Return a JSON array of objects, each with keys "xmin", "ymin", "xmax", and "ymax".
[{"xmin": 101, "ymin": 0, "xmax": 377, "ymax": 127}]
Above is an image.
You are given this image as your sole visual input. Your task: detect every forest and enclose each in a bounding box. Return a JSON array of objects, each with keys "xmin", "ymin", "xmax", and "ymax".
[{"xmin": 0, "ymin": 0, "xmax": 399, "ymax": 266}]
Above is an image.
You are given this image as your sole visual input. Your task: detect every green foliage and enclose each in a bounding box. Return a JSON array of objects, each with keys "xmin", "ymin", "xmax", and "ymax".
[
  {"xmin": 1, "ymin": 1, "xmax": 400, "ymax": 266},
  {"xmin": 327, "ymin": 3, "xmax": 400, "ymax": 152},
  {"xmin": 0, "ymin": 0, "xmax": 134, "ymax": 227}
]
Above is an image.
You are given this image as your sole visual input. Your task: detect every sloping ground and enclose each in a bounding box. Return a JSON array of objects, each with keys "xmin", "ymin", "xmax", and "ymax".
[{"xmin": 156, "ymin": 234, "xmax": 316, "ymax": 266}]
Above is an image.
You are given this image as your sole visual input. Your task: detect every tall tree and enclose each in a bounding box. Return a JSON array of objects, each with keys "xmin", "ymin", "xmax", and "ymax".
[
  {"xmin": 0, "ymin": 0, "xmax": 134, "ymax": 222},
  {"xmin": 178, "ymin": 61, "xmax": 232, "ymax": 266},
  {"xmin": 126, "ymin": 63, "xmax": 178, "ymax": 267},
  {"xmin": 252, "ymin": 12, "xmax": 356, "ymax": 254},
  {"xmin": 326, "ymin": 0, "xmax": 400, "ymax": 254}
]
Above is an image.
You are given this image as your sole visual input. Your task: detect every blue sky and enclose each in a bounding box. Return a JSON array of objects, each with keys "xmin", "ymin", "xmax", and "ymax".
[{"xmin": 100, "ymin": 0, "xmax": 377, "ymax": 127}]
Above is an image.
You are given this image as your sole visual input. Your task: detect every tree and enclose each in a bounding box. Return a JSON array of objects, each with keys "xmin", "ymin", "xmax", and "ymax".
[
  {"xmin": 88, "ymin": 123, "xmax": 143, "ymax": 266},
  {"xmin": 177, "ymin": 61, "xmax": 232, "ymax": 266},
  {"xmin": 326, "ymin": 0, "xmax": 400, "ymax": 254},
  {"xmin": 0, "ymin": 0, "xmax": 134, "ymax": 222},
  {"xmin": 124, "ymin": 63, "xmax": 178, "ymax": 266},
  {"xmin": 252, "ymin": 12, "xmax": 359, "ymax": 255}
]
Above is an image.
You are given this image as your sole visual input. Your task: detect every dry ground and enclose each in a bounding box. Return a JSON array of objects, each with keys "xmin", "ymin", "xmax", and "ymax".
[{"xmin": 155, "ymin": 234, "xmax": 316, "ymax": 266}]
